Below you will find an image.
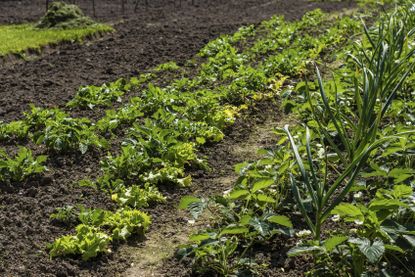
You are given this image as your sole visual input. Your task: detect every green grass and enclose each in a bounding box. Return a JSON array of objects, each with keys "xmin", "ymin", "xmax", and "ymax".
[{"xmin": 0, "ymin": 23, "xmax": 113, "ymax": 56}]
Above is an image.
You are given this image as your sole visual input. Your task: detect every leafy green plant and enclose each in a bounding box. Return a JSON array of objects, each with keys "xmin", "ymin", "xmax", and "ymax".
[
  {"xmin": 153, "ymin": 61, "xmax": 180, "ymax": 72},
  {"xmin": 67, "ymin": 78, "xmax": 130, "ymax": 109},
  {"xmin": 23, "ymin": 105, "xmax": 67, "ymax": 132},
  {"xmin": 0, "ymin": 147, "xmax": 47, "ymax": 184},
  {"xmin": 0, "ymin": 120, "xmax": 29, "ymax": 141},
  {"xmin": 50, "ymin": 205, "xmax": 78, "ymax": 224},
  {"xmin": 111, "ymin": 183, "xmax": 166, "ymax": 208},
  {"xmin": 49, "ymin": 224, "xmax": 112, "ymax": 261},
  {"xmin": 49, "ymin": 208, "xmax": 151, "ymax": 260},
  {"xmin": 290, "ymin": 184, "xmax": 415, "ymax": 275},
  {"xmin": 34, "ymin": 115, "xmax": 106, "ymax": 154}
]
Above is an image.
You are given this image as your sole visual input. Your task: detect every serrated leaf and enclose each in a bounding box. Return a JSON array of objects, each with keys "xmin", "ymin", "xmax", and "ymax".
[
  {"xmin": 178, "ymin": 196, "xmax": 201, "ymax": 210},
  {"xmin": 252, "ymin": 179, "xmax": 274, "ymax": 193},
  {"xmin": 267, "ymin": 215, "xmax": 293, "ymax": 228},
  {"xmin": 392, "ymin": 184, "xmax": 413, "ymax": 199},
  {"xmin": 256, "ymin": 194, "xmax": 276, "ymax": 203},
  {"xmin": 331, "ymin": 203, "xmax": 364, "ymax": 222},
  {"xmin": 287, "ymin": 245, "xmax": 323, "ymax": 257},
  {"xmin": 388, "ymin": 168, "xmax": 415, "ymax": 183},
  {"xmin": 219, "ymin": 225, "xmax": 249, "ymax": 237},
  {"xmin": 229, "ymin": 189, "xmax": 250, "ymax": 200},
  {"xmin": 79, "ymin": 143, "xmax": 88, "ymax": 154},
  {"xmin": 249, "ymin": 217, "xmax": 270, "ymax": 236},
  {"xmin": 369, "ymin": 199, "xmax": 407, "ymax": 211},
  {"xmin": 323, "ymin": 236, "xmax": 348, "ymax": 252},
  {"xmin": 190, "ymin": 233, "xmax": 212, "ymax": 242}
]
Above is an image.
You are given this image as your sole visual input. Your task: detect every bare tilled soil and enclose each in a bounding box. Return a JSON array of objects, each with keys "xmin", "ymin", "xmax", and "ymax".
[
  {"xmin": 0, "ymin": 0, "xmax": 355, "ymax": 276},
  {"xmin": 0, "ymin": 0, "xmax": 354, "ymax": 121}
]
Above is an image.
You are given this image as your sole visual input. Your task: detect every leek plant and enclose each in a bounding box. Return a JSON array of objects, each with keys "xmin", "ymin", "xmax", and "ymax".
[
  {"xmin": 312, "ymin": 7, "xmax": 415, "ymax": 164},
  {"xmin": 285, "ymin": 4, "xmax": 415, "ymax": 241}
]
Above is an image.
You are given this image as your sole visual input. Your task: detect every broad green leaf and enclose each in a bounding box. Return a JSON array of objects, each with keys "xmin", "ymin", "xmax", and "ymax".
[
  {"xmin": 219, "ymin": 225, "xmax": 249, "ymax": 237},
  {"xmin": 331, "ymin": 203, "xmax": 364, "ymax": 222},
  {"xmin": 392, "ymin": 184, "xmax": 413, "ymax": 199},
  {"xmin": 249, "ymin": 217, "xmax": 270, "ymax": 236},
  {"xmin": 178, "ymin": 196, "xmax": 201, "ymax": 210},
  {"xmin": 323, "ymin": 236, "xmax": 348, "ymax": 252},
  {"xmin": 256, "ymin": 194, "xmax": 276, "ymax": 203},
  {"xmin": 190, "ymin": 233, "xmax": 212, "ymax": 242},
  {"xmin": 239, "ymin": 215, "xmax": 252, "ymax": 226},
  {"xmin": 252, "ymin": 179, "xmax": 274, "ymax": 193},
  {"xmin": 388, "ymin": 168, "xmax": 415, "ymax": 183},
  {"xmin": 234, "ymin": 162, "xmax": 249, "ymax": 174},
  {"xmin": 287, "ymin": 245, "xmax": 323, "ymax": 257},
  {"xmin": 229, "ymin": 189, "xmax": 250, "ymax": 200},
  {"xmin": 384, "ymin": 244, "xmax": 404, "ymax": 253},
  {"xmin": 369, "ymin": 199, "xmax": 407, "ymax": 211},
  {"xmin": 348, "ymin": 238, "xmax": 385, "ymax": 263},
  {"xmin": 267, "ymin": 215, "xmax": 293, "ymax": 228}
]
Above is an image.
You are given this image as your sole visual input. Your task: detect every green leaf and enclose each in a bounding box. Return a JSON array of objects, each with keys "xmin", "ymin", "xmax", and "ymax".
[
  {"xmin": 348, "ymin": 238, "xmax": 385, "ymax": 263},
  {"xmin": 249, "ymin": 217, "xmax": 270, "ymax": 236},
  {"xmin": 392, "ymin": 185, "xmax": 413, "ymax": 199},
  {"xmin": 219, "ymin": 225, "xmax": 249, "ymax": 237},
  {"xmin": 267, "ymin": 215, "xmax": 293, "ymax": 228},
  {"xmin": 189, "ymin": 233, "xmax": 212, "ymax": 242},
  {"xmin": 229, "ymin": 189, "xmax": 250, "ymax": 200},
  {"xmin": 384, "ymin": 244, "xmax": 404, "ymax": 253},
  {"xmin": 239, "ymin": 215, "xmax": 252, "ymax": 226},
  {"xmin": 178, "ymin": 196, "xmax": 201, "ymax": 210},
  {"xmin": 195, "ymin": 137, "xmax": 206, "ymax": 144},
  {"xmin": 79, "ymin": 143, "xmax": 88, "ymax": 155},
  {"xmin": 388, "ymin": 168, "xmax": 415, "ymax": 183},
  {"xmin": 331, "ymin": 203, "xmax": 364, "ymax": 222},
  {"xmin": 287, "ymin": 245, "xmax": 323, "ymax": 257},
  {"xmin": 252, "ymin": 179, "xmax": 274, "ymax": 193},
  {"xmin": 256, "ymin": 194, "xmax": 276, "ymax": 203},
  {"xmin": 323, "ymin": 236, "xmax": 348, "ymax": 252},
  {"xmin": 369, "ymin": 199, "xmax": 408, "ymax": 211},
  {"xmin": 403, "ymin": 235, "xmax": 415, "ymax": 247}
]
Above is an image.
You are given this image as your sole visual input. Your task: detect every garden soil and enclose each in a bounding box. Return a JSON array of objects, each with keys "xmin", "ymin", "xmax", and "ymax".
[{"xmin": 0, "ymin": 0, "xmax": 354, "ymax": 276}]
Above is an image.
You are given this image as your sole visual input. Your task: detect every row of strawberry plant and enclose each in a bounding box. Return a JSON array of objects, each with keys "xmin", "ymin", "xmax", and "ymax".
[{"xmin": 179, "ymin": 2, "xmax": 415, "ymax": 276}]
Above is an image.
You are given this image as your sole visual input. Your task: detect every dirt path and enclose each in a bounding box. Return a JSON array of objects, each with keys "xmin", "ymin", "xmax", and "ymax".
[{"xmin": 120, "ymin": 105, "xmax": 281, "ymax": 277}]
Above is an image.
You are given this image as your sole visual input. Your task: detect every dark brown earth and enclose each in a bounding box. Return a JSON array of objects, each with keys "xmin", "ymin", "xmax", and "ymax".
[
  {"xmin": 0, "ymin": 0, "xmax": 355, "ymax": 122},
  {"xmin": 0, "ymin": 0, "xmax": 355, "ymax": 276}
]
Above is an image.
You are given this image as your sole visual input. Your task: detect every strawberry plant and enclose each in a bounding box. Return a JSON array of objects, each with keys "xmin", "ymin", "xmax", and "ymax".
[
  {"xmin": 50, "ymin": 205, "xmax": 78, "ymax": 224},
  {"xmin": 67, "ymin": 78, "xmax": 128, "ymax": 109}
]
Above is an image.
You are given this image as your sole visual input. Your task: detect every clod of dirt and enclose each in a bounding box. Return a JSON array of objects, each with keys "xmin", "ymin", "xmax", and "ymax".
[{"xmin": 36, "ymin": 1, "xmax": 94, "ymax": 29}]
